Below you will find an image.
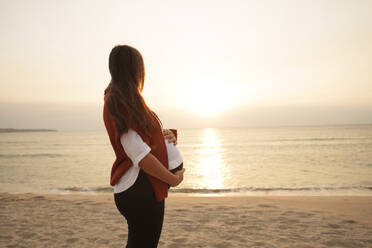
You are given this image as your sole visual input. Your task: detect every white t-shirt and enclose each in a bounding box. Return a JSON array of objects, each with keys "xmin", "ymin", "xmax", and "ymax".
[{"xmin": 113, "ymin": 128, "xmax": 183, "ymax": 194}]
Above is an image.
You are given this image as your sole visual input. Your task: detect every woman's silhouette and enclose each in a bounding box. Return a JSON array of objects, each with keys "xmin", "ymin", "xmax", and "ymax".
[{"xmin": 103, "ymin": 45, "xmax": 185, "ymax": 247}]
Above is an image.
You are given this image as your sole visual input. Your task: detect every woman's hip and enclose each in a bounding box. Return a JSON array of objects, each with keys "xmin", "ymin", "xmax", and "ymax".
[{"xmin": 114, "ymin": 169, "xmax": 158, "ymax": 212}]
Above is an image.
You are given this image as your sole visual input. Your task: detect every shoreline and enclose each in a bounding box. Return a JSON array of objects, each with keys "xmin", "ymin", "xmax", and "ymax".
[
  {"xmin": 2, "ymin": 185, "xmax": 372, "ymax": 197},
  {"xmin": 0, "ymin": 128, "xmax": 57, "ymax": 133},
  {"xmin": 1, "ymin": 192, "xmax": 372, "ymax": 247}
]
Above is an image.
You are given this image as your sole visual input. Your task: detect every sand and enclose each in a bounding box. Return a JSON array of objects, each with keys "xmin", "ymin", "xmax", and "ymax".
[{"xmin": 1, "ymin": 193, "xmax": 372, "ymax": 248}]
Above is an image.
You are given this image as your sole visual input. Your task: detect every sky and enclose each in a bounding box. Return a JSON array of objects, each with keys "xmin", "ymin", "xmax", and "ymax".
[{"xmin": 0, "ymin": 0, "xmax": 371, "ymax": 130}]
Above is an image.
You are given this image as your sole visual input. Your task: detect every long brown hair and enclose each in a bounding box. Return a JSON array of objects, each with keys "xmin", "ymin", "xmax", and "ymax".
[{"xmin": 104, "ymin": 45, "xmax": 160, "ymax": 137}]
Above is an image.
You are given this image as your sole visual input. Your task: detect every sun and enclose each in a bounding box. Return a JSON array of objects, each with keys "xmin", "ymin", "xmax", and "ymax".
[{"xmin": 182, "ymin": 80, "xmax": 238, "ymax": 117}]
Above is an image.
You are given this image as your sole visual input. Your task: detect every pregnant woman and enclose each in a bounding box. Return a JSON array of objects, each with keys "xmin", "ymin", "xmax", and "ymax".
[{"xmin": 103, "ymin": 45, "xmax": 185, "ymax": 248}]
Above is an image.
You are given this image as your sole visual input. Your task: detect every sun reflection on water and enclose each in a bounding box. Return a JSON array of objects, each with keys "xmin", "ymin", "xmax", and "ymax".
[{"xmin": 196, "ymin": 128, "xmax": 227, "ymax": 189}]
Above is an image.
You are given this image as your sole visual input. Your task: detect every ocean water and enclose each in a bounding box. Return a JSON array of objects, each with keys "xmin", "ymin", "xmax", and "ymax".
[{"xmin": 1, "ymin": 125, "xmax": 372, "ymax": 196}]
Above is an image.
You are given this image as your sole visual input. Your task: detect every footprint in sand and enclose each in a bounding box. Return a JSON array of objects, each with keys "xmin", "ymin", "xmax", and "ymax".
[
  {"xmin": 327, "ymin": 223, "xmax": 341, "ymax": 229},
  {"xmin": 257, "ymin": 204, "xmax": 277, "ymax": 208},
  {"xmin": 66, "ymin": 237, "xmax": 79, "ymax": 243},
  {"xmin": 340, "ymin": 219, "xmax": 357, "ymax": 224}
]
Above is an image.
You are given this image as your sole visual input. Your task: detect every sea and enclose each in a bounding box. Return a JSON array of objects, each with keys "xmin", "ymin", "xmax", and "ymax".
[{"xmin": 1, "ymin": 125, "xmax": 372, "ymax": 196}]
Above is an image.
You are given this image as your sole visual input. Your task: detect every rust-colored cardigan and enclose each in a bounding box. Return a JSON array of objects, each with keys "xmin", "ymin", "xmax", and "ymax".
[{"xmin": 103, "ymin": 93, "xmax": 177, "ymax": 202}]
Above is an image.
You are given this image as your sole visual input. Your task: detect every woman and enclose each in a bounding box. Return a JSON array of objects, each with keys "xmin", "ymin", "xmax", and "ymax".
[{"xmin": 103, "ymin": 45, "xmax": 185, "ymax": 248}]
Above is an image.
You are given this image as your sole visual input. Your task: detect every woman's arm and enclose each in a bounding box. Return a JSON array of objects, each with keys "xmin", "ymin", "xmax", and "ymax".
[
  {"xmin": 120, "ymin": 128, "xmax": 184, "ymax": 186},
  {"xmin": 138, "ymin": 153, "xmax": 185, "ymax": 187}
]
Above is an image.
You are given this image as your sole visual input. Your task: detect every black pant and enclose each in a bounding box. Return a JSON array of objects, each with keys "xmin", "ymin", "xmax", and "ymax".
[
  {"xmin": 168, "ymin": 163, "xmax": 183, "ymax": 189},
  {"xmin": 114, "ymin": 170, "xmax": 165, "ymax": 248},
  {"xmin": 169, "ymin": 162, "xmax": 183, "ymax": 174}
]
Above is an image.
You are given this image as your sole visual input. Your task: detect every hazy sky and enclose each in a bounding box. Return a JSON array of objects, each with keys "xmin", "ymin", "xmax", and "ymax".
[{"xmin": 1, "ymin": 0, "xmax": 371, "ymax": 130}]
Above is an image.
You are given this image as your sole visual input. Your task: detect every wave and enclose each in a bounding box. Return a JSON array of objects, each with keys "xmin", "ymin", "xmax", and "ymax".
[
  {"xmin": 0, "ymin": 141, "xmax": 36, "ymax": 144},
  {"xmin": 180, "ymin": 137, "xmax": 371, "ymax": 149},
  {"xmin": 265, "ymin": 138, "xmax": 367, "ymax": 142},
  {"xmin": 170, "ymin": 186, "xmax": 372, "ymax": 194},
  {"xmin": 52, "ymin": 186, "xmax": 114, "ymax": 193},
  {"xmin": 0, "ymin": 153, "xmax": 62, "ymax": 158},
  {"xmin": 53, "ymin": 185, "xmax": 372, "ymax": 194}
]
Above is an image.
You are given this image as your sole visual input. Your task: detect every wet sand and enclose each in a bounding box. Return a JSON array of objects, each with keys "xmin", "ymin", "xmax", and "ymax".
[{"xmin": 1, "ymin": 193, "xmax": 372, "ymax": 248}]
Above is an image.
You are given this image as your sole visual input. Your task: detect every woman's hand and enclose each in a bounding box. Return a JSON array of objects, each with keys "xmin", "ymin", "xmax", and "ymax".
[
  {"xmin": 169, "ymin": 168, "xmax": 185, "ymax": 187},
  {"xmin": 139, "ymin": 154, "xmax": 185, "ymax": 187},
  {"xmin": 163, "ymin": 129, "xmax": 177, "ymax": 145}
]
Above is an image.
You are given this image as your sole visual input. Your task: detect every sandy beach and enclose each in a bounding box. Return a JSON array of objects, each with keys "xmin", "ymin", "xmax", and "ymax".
[{"xmin": 1, "ymin": 193, "xmax": 372, "ymax": 248}]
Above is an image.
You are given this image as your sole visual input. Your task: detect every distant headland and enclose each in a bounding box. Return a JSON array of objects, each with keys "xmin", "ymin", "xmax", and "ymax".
[{"xmin": 0, "ymin": 128, "xmax": 57, "ymax": 133}]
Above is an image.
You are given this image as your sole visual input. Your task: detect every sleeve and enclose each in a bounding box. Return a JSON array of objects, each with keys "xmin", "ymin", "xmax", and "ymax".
[{"xmin": 120, "ymin": 128, "xmax": 151, "ymax": 168}]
